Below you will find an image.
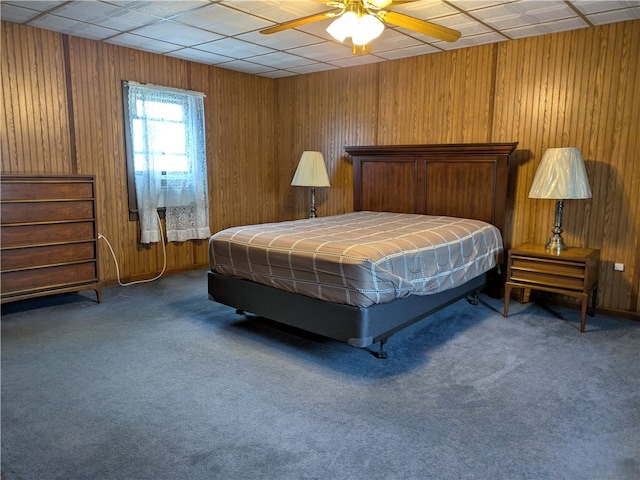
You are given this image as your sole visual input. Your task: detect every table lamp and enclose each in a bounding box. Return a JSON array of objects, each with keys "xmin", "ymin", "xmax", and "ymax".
[
  {"xmin": 528, "ymin": 147, "xmax": 592, "ymax": 253},
  {"xmin": 291, "ymin": 151, "xmax": 330, "ymax": 218}
]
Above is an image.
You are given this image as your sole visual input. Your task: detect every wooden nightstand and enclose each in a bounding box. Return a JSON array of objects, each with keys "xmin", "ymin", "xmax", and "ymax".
[{"xmin": 503, "ymin": 243, "xmax": 599, "ymax": 332}]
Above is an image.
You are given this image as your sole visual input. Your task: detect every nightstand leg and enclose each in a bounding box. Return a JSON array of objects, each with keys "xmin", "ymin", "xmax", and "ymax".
[
  {"xmin": 504, "ymin": 283, "xmax": 512, "ymax": 317},
  {"xmin": 580, "ymin": 295, "xmax": 588, "ymax": 333}
]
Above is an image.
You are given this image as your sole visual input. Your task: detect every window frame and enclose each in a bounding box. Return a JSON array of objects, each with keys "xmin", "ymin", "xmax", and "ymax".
[
  {"xmin": 122, "ymin": 81, "xmax": 201, "ymax": 221},
  {"xmin": 123, "ymin": 81, "xmax": 139, "ymax": 220}
]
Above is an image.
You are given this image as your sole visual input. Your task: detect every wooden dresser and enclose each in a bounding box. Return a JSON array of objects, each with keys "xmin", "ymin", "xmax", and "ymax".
[{"xmin": 1, "ymin": 175, "xmax": 102, "ymax": 304}]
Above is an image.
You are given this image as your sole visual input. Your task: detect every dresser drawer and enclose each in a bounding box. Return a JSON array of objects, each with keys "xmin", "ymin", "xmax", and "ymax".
[
  {"xmin": 1, "ymin": 262, "xmax": 98, "ymax": 297},
  {"xmin": 1, "ymin": 181, "xmax": 94, "ymax": 201},
  {"xmin": 1, "ymin": 222, "xmax": 96, "ymax": 248},
  {"xmin": 1, "ymin": 243, "xmax": 97, "ymax": 271},
  {"xmin": 1, "ymin": 201, "xmax": 95, "ymax": 224}
]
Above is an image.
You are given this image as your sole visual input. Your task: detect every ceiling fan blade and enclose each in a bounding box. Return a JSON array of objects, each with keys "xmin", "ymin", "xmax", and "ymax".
[
  {"xmin": 367, "ymin": 0, "xmax": 416, "ymax": 7},
  {"xmin": 379, "ymin": 10, "xmax": 461, "ymax": 42},
  {"xmin": 260, "ymin": 10, "xmax": 338, "ymax": 35},
  {"xmin": 367, "ymin": 0, "xmax": 393, "ymax": 7}
]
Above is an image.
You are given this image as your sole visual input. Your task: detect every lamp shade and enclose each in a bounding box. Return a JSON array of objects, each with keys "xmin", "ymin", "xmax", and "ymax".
[
  {"xmin": 528, "ymin": 147, "xmax": 592, "ymax": 199},
  {"xmin": 291, "ymin": 151, "xmax": 330, "ymax": 187}
]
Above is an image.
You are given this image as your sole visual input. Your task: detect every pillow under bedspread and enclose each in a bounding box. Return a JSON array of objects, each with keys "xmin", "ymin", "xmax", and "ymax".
[{"xmin": 208, "ymin": 211, "xmax": 503, "ymax": 308}]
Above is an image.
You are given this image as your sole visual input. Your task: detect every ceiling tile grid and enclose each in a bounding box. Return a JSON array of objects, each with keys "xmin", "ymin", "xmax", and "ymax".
[{"xmin": 1, "ymin": 0, "xmax": 638, "ymax": 77}]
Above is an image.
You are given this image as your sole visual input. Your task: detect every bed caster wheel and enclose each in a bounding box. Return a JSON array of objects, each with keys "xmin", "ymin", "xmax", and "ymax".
[
  {"xmin": 467, "ymin": 293, "xmax": 479, "ymax": 305},
  {"xmin": 373, "ymin": 338, "xmax": 388, "ymax": 359}
]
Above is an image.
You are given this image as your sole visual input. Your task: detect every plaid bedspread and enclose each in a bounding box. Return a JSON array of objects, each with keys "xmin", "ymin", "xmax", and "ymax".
[{"xmin": 208, "ymin": 211, "xmax": 503, "ymax": 307}]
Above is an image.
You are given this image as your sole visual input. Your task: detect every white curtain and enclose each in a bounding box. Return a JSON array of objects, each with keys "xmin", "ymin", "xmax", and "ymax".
[{"xmin": 126, "ymin": 84, "xmax": 211, "ymax": 243}]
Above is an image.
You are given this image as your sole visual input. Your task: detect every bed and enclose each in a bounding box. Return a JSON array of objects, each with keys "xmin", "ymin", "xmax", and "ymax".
[{"xmin": 208, "ymin": 143, "xmax": 517, "ymax": 357}]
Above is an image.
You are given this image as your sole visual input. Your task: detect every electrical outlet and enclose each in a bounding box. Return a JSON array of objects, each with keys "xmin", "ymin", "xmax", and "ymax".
[{"xmin": 614, "ymin": 263, "xmax": 624, "ymax": 272}]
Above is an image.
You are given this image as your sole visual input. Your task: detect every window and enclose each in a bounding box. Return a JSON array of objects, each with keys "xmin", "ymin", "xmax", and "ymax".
[{"xmin": 123, "ymin": 81, "xmax": 210, "ymax": 244}]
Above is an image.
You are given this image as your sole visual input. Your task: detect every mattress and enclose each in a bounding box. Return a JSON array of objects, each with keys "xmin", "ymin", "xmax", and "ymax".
[{"xmin": 208, "ymin": 211, "xmax": 503, "ymax": 308}]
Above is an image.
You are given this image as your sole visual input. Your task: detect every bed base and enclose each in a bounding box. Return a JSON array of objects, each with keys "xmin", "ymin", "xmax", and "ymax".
[{"xmin": 208, "ymin": 270, "xmax": 488, "ymax": 358}]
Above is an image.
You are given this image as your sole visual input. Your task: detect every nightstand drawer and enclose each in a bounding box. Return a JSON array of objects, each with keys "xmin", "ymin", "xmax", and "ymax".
[
  {"xmin": 509, "ymin": 269, "xmax": 585, "ymax": 291},
  {"xmin": 510, "ymin": 255, "xmax": 586, "ymax": 291}
]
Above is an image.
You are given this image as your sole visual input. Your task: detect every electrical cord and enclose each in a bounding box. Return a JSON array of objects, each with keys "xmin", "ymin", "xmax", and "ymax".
[{"xmin": 98, "ymin": 211, "xmax": 167, "ymax": 286}]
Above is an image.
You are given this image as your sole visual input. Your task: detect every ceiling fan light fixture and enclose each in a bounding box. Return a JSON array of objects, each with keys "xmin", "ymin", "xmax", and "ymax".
[
  {"xmin": 327, "ymin": 11, "xmax": 384, "ymax": 46},
  {"xmin": 352, "ymin": 14, "xmax": 384, "ymax": 45},
  {"xmin": 326, "ymin": 11, "xmax": 359, "ymax": 42}
]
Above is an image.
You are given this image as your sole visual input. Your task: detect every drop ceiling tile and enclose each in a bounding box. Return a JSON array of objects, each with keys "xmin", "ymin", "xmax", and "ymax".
[
  {"xmin": 517, "ymin": 0, "xmax": 579, "ymax": 22},
  {"xmin": 106, "ymin": 33, "xmax": 182, "ymax": 54},
  {"xmin": 215, "ymin": 59, "xmax": 277, "ymax": 75},
  {"xmin": 2, "ymin": 1, "xmax": 64, "ymax": 13},
  {"xmin": 504, "ymin": 16, "xmax": 589, "ymax": 38},
  {"xmin": 171, "ymin": 3, "xmax": 273, "ymax": 35},
  {"xmin": 0, "ymin": 3, "xmax": 43, "ymax": 23},
  {"xmin": 67, "ymin": 23, "xmax": 120, "ymax": 41},
  {"xmin": 451, "ymin": 0, "xmax": 517, "ymax": 10},
  {"xmin": 374, "ymin": 28, "xmax": 437, "ymax": 51},
  {"xmin": 29, "ymin": 14, "xmax": 87, "ymax": 33},
  {"xmin": 248, "ymin": 51, "xmax": 315, "ymax": 69},
  {"xmin": 129, "ymin": 20, "xmax": 219, "ymax": 46},
  {"xmin": 286, "ymin": 63, "xmax": 339, "ymax": 75},
  {"xmin": 90, "ymin": 8, "xmax": 166, "ymax": 31},
  {"xmin": 572, "ymin": 1, "xmax": 639, "ymax": 14},
  {"xmin": 166, "ymin": 48, "xmax": 235, "ymax": 65},
  {"xmin": 472, "ymin": 1, "xmax": 579, "ymax": 30},
  {"xmin": 286, "ymin": 42, "xmax": 356, "ymax": 62},
  {"xmin": 128, "ymin": 1, "xmax": 209, "ymax": 19},
  {"xmin": 238, "ymin": 29, "xmax": 325, "ymax": 50},
  {"xmin": 391, "ymin": 0, "xmax": 461, "ymax": 18},
  {"xmin": 196, "ymin": 37, "xmax": 275, "ymax": 58},
  {"xmin": 52, "ymin": 1, "xmax": 123, "ymax": 22},
  {"xmin": 223, "ymin": 0, "xmax": 331, "ymax": 23},
  {"xmin": 375, "ymin": 43, "xmax": 442, "ymax": 60},
  {"xmin": 260, "ymin": 69, "xmax": 298, "ymax": 79},
  {"xmin": 587, "ymin": 6, "xmax": 640, "ymax": 25}
]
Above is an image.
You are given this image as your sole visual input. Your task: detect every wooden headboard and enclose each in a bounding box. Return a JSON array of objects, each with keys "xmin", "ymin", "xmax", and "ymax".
[{"xmin": 346, "ymin": 143, "xmax": 517, "ymax": 238}]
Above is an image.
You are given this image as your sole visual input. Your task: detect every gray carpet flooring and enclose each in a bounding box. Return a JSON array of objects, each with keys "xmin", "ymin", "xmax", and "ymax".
[{"xmin": 2, "ymin": 269, "xmax": 639, "ymax": 480}]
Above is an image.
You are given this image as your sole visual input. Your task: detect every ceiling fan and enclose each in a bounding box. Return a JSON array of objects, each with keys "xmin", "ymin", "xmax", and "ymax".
[{"xmin": 260, "ymin": 0, "xmax": 461, "ymax": 53}]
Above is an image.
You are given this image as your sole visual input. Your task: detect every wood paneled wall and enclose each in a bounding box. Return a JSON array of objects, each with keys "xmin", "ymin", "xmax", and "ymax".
[
  {"xmin": 1, "ymin": 26, "xmax": 71, "ymax": 173},
  {"xmin": 2, "ymin": 20, "xmax": 638, "ymax": 317},
  {"xmin": 492, "ymin": 23, "xmax": 640, "ymax": 318},
  {"xmin": 1, "ymin": 22, "xmax": 277, "ymax": 284},
  {"xmin": 275, "ymin": 66, "xmax": 380, "ymax": 219},
  {"xmin": 276, "ymin": 20, "xmax": 639, "ymax": 318}
]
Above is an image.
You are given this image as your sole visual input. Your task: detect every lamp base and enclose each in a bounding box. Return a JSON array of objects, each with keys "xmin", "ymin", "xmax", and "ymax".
[
  {"xmin": 545, "ymin": 235, "xmax": 567, "ymax": 254},
  {"xmin": 545, "ymin": 200, "xmax": 567, "ymax": 254},
  {"xmin": 308, "ymin": 187, "xmax": 317, "ymax": 219}
]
